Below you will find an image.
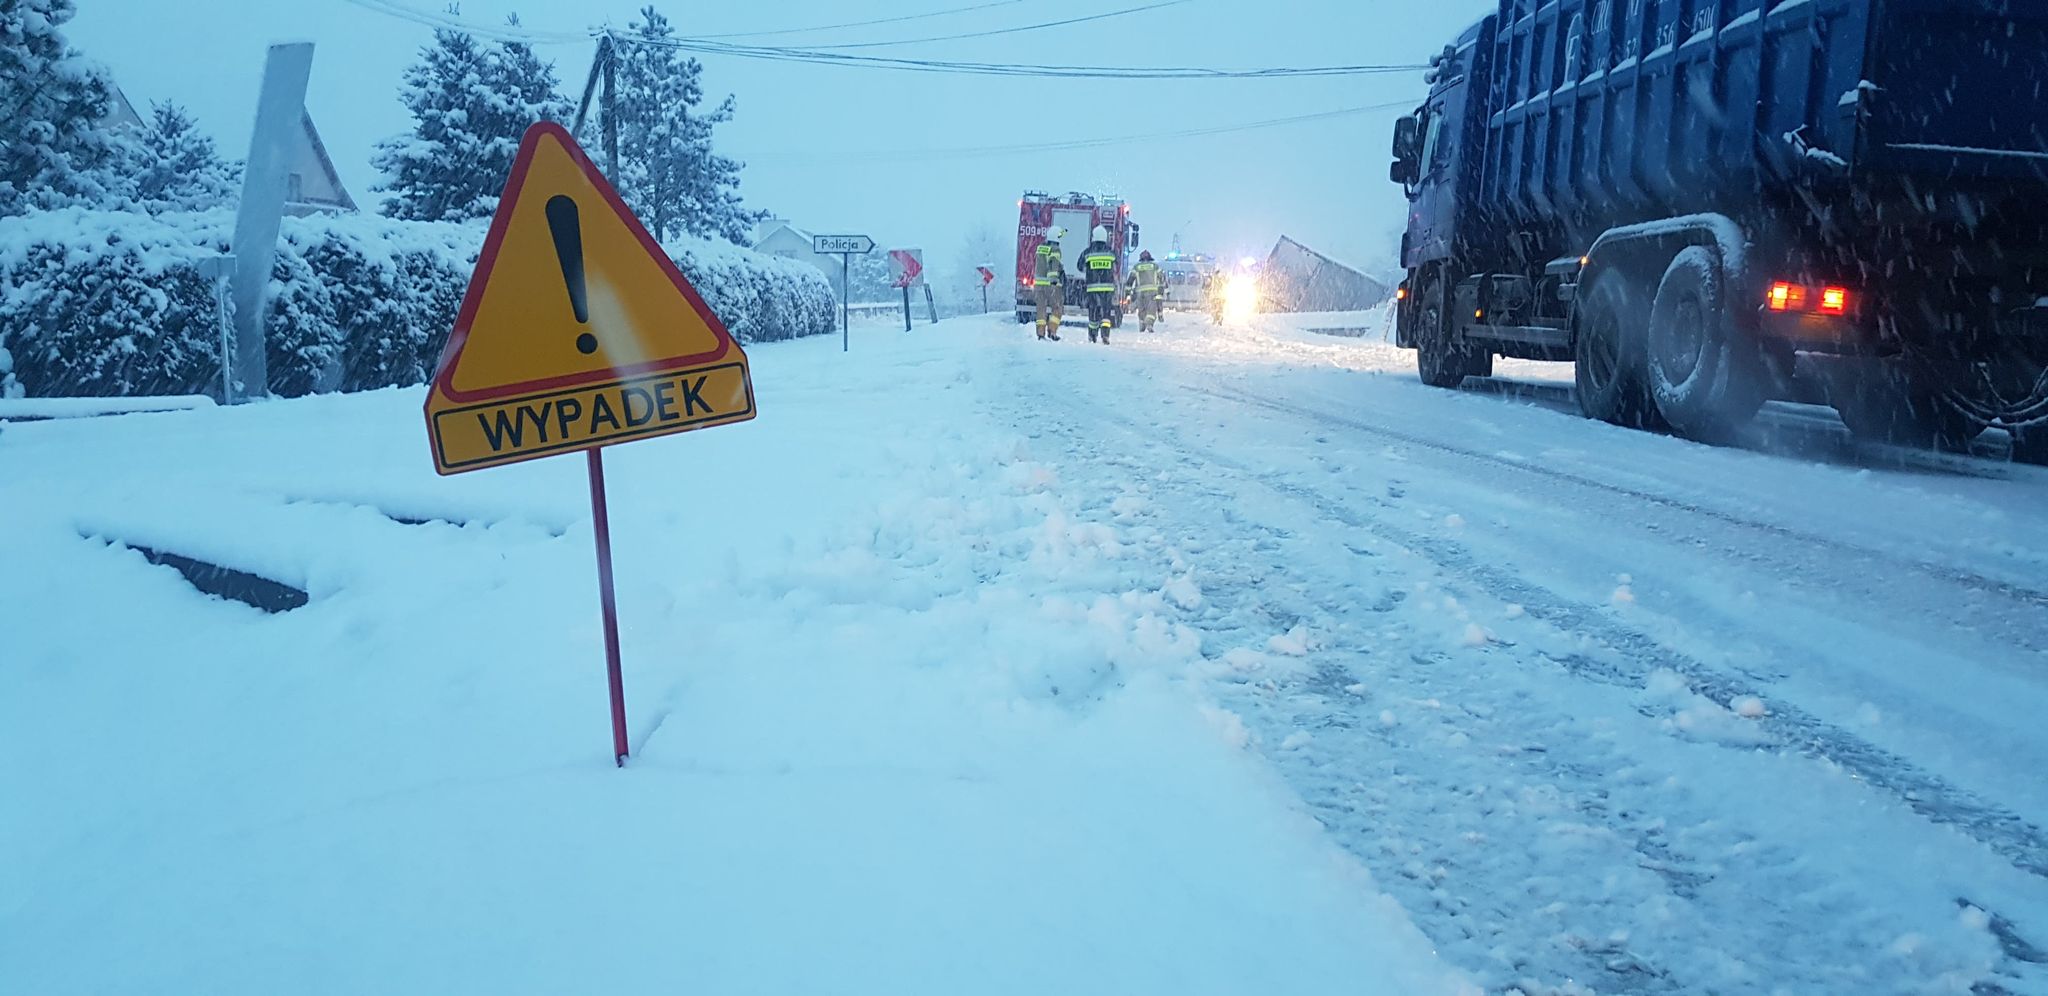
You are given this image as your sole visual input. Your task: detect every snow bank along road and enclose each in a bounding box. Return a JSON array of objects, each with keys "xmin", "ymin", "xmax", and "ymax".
[{"xmin": 7, "ymin": 310, "xmax": 2048, "ymax": 994}]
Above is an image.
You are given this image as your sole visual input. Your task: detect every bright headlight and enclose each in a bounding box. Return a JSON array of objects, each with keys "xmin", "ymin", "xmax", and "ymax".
[{"xmin": 1223, "ymin": 273, "xmax": 1259, "ymax": 324}]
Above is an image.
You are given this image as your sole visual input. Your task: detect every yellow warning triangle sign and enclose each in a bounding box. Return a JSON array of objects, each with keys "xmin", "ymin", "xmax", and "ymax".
[{"xmin": 424, "ymin": 122, "xmax": 754, "ymax": 475}]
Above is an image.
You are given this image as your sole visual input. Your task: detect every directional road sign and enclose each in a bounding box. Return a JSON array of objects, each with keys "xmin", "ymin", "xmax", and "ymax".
[{"xmin": 813, "ymin": 234, "xmax": 875, "ymax": 255}]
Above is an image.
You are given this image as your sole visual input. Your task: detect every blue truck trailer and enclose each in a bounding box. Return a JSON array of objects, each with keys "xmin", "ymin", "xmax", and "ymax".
[{"xmin": 1391, "ymin": 0, "xmax": 2048, "ymax": 460}]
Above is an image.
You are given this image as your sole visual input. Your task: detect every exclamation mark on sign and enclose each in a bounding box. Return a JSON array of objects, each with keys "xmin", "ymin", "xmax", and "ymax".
[{"xmin": 546, "ymin": 195, "xmax": 598, "ymax": 355}]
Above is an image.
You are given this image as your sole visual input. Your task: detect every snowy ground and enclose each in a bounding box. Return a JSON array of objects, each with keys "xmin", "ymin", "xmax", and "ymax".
[{"xmin": 8, "ymin": 306, "xmax": 2048, "ymax": 994}]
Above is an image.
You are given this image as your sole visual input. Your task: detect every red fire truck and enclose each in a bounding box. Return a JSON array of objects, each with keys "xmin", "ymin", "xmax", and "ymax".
[{"xmin": 1014, "ymin": 190, "xmax": 1140, "ymax": 327}]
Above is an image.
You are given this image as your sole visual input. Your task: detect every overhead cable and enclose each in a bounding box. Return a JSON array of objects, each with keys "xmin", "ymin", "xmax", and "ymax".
[
  {"xmin": 691, "ymin": 0, "xmax": 1027, "ymax": 40},
  {"xmin": 746, "ymin": 100, "xmax": 1415, "ymax": 163},
  {"xmin": 336, "ymin": 0, "xmax": 1427, "ymax": 79},
  {"xmin": 796, "ymin": 0, "xmax": 1189, "ymax": 51}
]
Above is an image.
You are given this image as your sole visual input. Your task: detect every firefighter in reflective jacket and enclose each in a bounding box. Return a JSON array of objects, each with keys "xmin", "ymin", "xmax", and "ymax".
[
  {"xmin": 1033, "ymin": 227, "xmax": 1067, "ymax": 340},
  {"xmin": 1125, "ymin": 251, "xmax": 1165, "ymax": 334},
  {"xmin": 1081, "ymin": 225, "xmax": 1119, "ymax": 344}
]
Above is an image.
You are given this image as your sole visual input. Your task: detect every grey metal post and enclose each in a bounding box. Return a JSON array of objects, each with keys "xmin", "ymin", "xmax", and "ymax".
[
  {"xmin": 195, "ymin": 253, "xmax": 236, "ymax": 402},
  {"xmin": 226, "ymin": 42, "xmax": 314, "ymax": 403},
  {"xmin": 841, "ymin": 255, "xmax": 850, "ymax": 352}
]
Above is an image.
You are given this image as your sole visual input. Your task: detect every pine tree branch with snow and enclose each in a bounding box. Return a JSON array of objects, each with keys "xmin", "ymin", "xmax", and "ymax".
[
  {"xmin": 606, "ymin": 7, "xmax": 766, "ymax": 244},
  {"xmin": 0, "ymin": 0, "xmax": 131, "ymax": 216},
  {"xmin": 372, "ymin": 23, "xmax": 571, "ymax": 222}
]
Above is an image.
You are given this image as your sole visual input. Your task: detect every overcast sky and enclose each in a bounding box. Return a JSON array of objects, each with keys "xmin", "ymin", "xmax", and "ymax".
[{"xmin": 69, "ymin": 0, "xmax": 1494, "ymax": 275}]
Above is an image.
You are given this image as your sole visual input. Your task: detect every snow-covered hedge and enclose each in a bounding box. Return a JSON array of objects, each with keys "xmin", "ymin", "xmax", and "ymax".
[
  {"xmin": 0, "ymin": 208, "xmax": 228, "ymax": 398},
  {"xmin": 663, "ymin": 235, "xmax": 837, "ymax": 345},
  {"xmin": 0, "ymin": 209, "xmax": 836, "ymax": 399},
  {"xmin": 280, "ymin": 212, "xmax": 477, "ymax": 394}
]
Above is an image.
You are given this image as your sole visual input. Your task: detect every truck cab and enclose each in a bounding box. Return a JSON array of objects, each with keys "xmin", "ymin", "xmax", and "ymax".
[
  {"xmin": 1394, "ymin": 24, "xmax": 1488, "ymax": 285},
  {"xmin": 1391, "ymin": 20, "xmax": 1493, "ymax": 361}
]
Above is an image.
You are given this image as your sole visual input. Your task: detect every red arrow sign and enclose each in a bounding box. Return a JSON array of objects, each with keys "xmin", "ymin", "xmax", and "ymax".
[
  {"xmin": 976, "ymin": 265, "xmax": 995, "ymax": 286},
  {"xmin": 889, "ymin": 249, "xmax": 924, "ymax": 288}
]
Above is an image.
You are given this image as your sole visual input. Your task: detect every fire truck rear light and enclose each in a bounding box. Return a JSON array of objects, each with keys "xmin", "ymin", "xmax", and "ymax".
[
  {"xmin": 1819, "ymin": 286, "xmax": 1850, "ymax": 315},
  {"xmin": 1395, "ymin": 286, "xmax": 1408, "ymax": 301},
  {"xmin": 1767, "ymin": 281, "xmax": 1805, "ymax": 312}
]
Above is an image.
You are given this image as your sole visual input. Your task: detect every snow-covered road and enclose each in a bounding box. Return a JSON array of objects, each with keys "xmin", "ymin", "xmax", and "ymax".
[
  {"xmin": 988, "ymin": 312, "xmax": 2048, "ymax": 993},
  {"xmin": 7, "ymin": 308, "xmax": 2048, "ymax": 994}
]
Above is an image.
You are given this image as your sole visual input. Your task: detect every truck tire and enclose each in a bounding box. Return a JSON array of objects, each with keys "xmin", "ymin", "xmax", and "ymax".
[
  {"xmin": 1016, "ymin": 310, "xmax": 1032, "ymax": 324},
  {"xmin": 1573, "ymin": 268, "xmax": 1658, "ymax": 426},
  {"xmin": 1645, "ymin": 246, "xmax": 1763, "ymax": 439},
  {"xmin": 1415, "ymin": 273, "xmax": 1491, "ymax": 388}
]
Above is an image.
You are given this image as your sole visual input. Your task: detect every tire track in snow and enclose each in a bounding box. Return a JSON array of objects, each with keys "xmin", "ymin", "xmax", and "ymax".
[
  {"xmin": 1198, "ymin": 385, "xmax": 2048, "ymax": 615},
  {"xmin": 1170, "ymin": 384, "xmax": 2048, "ymax": 881},
  {"xmin": 988, "ymin": 348, "xmax": 1731, "ymax": 991},
  {"xmin": 984, "ymin": 340, "xmax": 2048, "ymax": 992}
]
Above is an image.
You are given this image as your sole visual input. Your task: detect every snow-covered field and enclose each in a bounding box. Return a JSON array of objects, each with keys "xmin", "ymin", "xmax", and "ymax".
[{"xmin": 8, "ymin": 307, "xmax": 2048, "ymax": 994}]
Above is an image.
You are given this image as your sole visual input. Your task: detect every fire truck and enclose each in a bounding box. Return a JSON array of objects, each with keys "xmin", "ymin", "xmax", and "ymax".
[{"xmin": 1014, "ymin": 190, "xmax": 1141, "ymax": 327}]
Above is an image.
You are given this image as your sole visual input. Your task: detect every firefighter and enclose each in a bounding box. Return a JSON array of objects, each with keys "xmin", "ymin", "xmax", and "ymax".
[
  {"xmin": 1080, "ymin": 225, "xmax": 1119, "ymax": 344},
  {"xmin": 1033, "ymin": 227, "xmax": 1067, "ymax": 340},
  {"xmin": 1125, "ymin": 250, "xmax": 1165, "ymax": 333},
  {"xmin": 1204, "ymin": 270, "xmax": 1227, "ymax": 325}
]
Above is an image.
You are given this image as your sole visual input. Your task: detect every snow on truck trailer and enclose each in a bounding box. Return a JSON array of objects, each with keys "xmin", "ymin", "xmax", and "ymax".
[
  {"xmin": 1014, "ymin": 192, "xmax": 1140, "ymax": 325},
  {"xmin": 1390, "ymin": 0, "xmax": 2048, "ymax": 462}
]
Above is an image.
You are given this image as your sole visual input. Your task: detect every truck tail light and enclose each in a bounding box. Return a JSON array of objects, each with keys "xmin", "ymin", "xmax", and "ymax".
[
  {"xmin": 1767, "ymin": 281, "xmax": 1853, "ymax": 315},
  {"xmin": 1395, "ymin": 285, "xmax": 1408, "ymax": 301}
]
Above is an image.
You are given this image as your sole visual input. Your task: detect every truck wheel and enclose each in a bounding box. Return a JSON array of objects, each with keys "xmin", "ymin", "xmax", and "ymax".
[
  {"xmin": 1646, "ymin": 246, "xmax": 1763, "ymax": 439},
  {"xmin": 1016, "ymin": 310, "xmax": 1032, "ymax": 324},
  {"xmin": 1415, "ymin": 274, "xmax": 1491, "ymax": 388},
  {"xmin": 1573, "ymin": 268, "xmax": 1658, "ymax": 426}
]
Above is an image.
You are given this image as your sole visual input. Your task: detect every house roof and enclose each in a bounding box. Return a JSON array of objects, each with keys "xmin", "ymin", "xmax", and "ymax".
[
  {"xmin": 103, "ymin": 81, "xmax": 145, "ymax": 131},
  {"xmin": 293, "ymin": 111, "xmax": 357, "ymax": 212},
  {"xmin": 98, "ymin": 75, "xmax": 359, "ymax": 214},
  {"xmin": 751, "ymin": 218, "xmax": 815, "ymax": 248}
]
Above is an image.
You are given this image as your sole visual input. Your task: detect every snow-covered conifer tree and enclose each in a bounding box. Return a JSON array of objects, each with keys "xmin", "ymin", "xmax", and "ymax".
[
  {"xmin": 0, "ymin": 0, "xmax": 126, "ymax": 215},
  {"xmin": 373, "ymin": 22, "xmax": 569, "ymax": 221},
  {"xmin": 608, "ymin": 6, "xmax": 764, "ymax": 243},
  {"xmin": 130, "ymin": 102, "xmax": 239, "ymax": 213}
]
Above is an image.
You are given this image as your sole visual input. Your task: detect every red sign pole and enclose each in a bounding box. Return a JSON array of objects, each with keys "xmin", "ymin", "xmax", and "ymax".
[{"xmin": 586, "ymin": 447, "xmax": 630, "ymax": 766}]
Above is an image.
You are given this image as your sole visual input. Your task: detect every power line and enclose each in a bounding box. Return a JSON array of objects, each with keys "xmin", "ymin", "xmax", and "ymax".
[
  {"xmin": 797, "ymin": 0, "xmax": 1188, "ymax": 51},
  {"xmin": 746, "ymin": 100, "xmax": 1414, "ymax": 163},
  {"xmin": 692, "ymin": 0, "xmax": 1027, "ymax": 40},
  {"xmin": 621, "ymin": 35, "xmax": 1423, "ymax": 79},
  {"xmin": 343, "ymin": 0, "xmax": 587, "ymax": 43},
  {"xmin": 336, "ymin": 0, "xmax": 1426, "ymax": 79}
]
